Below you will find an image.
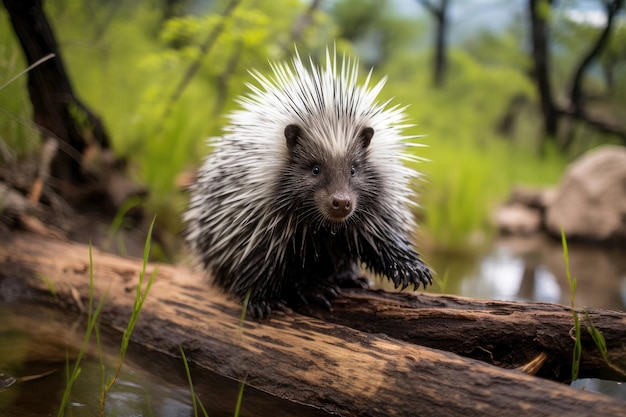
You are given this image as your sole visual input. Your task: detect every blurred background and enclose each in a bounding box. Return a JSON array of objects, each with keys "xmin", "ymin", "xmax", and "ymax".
[{"xmin": 1, "ymin": 0, "xmax": 625, "ymax": 310}]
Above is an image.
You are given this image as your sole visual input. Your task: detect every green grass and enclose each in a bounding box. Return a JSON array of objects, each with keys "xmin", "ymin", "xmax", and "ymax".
[
  {"xmin": 561, "ymin": 229, "xmax": 582, "ymax": 381},
  {"xmin": 409, "ymin": 129, "xmax": 566, "ymax": 252},
  {"xmin": 34, "ymin": 272, "xmax": 57, "ymax": 296},
  {"xmin": 234, "ymin": 376, "xmax": 246, "ymax": 417},
  {"xmin": 57, "ymin": 243, "xmax": 108, "ymax": 417},
  {"xmin": 56, "ymin": 216, "xmax": 248, "ymax": 416},
  {"xmin": 98, "ymin": 216, "xmax": 158, "ymax": 413},
  {"xmin": 180, "ymin": 346, "xmax": 210, "ymax": 417},
  {"xmin": 56, "ymin": 218, "xmax": 157, "ymax": 416},
  {"xmin": 390, "ymin": 50, "xmax": 568, "ymax": 252},
  {"xmin": 432, "ymin": 267, "xmax": 450, "ymax": 294},
  {"xmin": 561, "ymin": 229, "xmax": 626, "ymax": 381}
]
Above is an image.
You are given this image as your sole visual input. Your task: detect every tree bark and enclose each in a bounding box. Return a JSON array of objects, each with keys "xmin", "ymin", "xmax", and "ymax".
[
  {"xmin": 2, "ymin": 0, "xmax": 111, "ymax": 189},
  {"xmin": 290, "ymin": 0, "xmax": 322, "ymax": 45},
  {"xmin": 562, "ymin": 0, "xmax": 626, "ymax": 150},
  {"xmin": 527, "ymin": 0, "xmax": 626, "ymax": 150},
  {"xmin": 417, "ymin": 0, "xmax": 449, "ymax": 88},
  {"xmin": 164, "ymin": 0, "xmax": 241, "ymax": 120},
  {"xmin": 528, "ymin": 0, "xmax": 559, "ymax": 147},
  {"xmin": 1, "ymin": 231, "xmax": 625, "ymax": 416},
  {"xmin": 307, "ymin": 288, "xmax": 626, "ymax": 382}
]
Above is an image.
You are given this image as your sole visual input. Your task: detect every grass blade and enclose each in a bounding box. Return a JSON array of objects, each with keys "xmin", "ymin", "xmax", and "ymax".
[{"xmin": 561, "ymin": 228, "xmax": 581, "ymax": 381}]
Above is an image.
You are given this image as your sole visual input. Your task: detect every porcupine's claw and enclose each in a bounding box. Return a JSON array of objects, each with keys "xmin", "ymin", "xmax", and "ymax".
[
  {"xmin": 246, "ymin": 301, "xmax": 269, "ymax": 320},
  {"xmin": 403, "ymin": 257, "xmax": 433, "ymax": 290},
  {"xmin": 246, "ymin": 299, "xmax": 292, "ymax": 321},
  {"xmin": 287, "ymin": 280, "xmax": 343, "ymax": 311},
  {"xmin": 390, "ymin": 262, "xmax": 431, "ymax": 291},
  {"xmin": 330, "ymin": 269, "xmax": 369, "ymax": 289}
]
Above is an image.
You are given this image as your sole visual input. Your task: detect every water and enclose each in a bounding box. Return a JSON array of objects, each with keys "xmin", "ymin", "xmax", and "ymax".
[
  {"xmin": 0, "ymin": 303, "xmax": 331, "ymax": 417},
  {"xmin": 427, "ymin": 234, "xmax": 626, "ymax": 311},
  {"xmin": 426, "ymin": 233, "xmax": 626, "ymax": 401}
]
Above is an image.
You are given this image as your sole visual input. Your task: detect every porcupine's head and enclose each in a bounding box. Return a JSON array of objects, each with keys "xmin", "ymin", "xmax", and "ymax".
[{"xmin": 227, "ymin": 49, "xmax": 421, "ymax": 237}]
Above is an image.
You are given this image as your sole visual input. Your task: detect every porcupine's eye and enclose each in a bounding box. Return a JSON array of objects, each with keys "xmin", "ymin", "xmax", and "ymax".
[
  {"xmin": 312, "ymin": 165, "xmax": 321, "ymax": 176},
  {"xmin": 350, "ymin": 166, "xmax": 356, "ymax": 177}
]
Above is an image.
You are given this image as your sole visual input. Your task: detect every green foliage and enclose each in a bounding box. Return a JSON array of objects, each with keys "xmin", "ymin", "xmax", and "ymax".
[
  {"xmin": 35, "ymin": 0, "xmax": 328, "ymax": 217},
  {"xmin": 330, "ymin": 0, "xmax": 424, "ymax": 67},
  {"xmin": 536, "ymin": 0, "xmax": 552, "ymax": 21},
  {"xmin": 583, "ymin": 311, "xmax": 626, "ymax": 377},
  {"xmin": 384, "ymin": 50, "xmax": 566, "ymax": 250},
  {"xmin": 0, "ymin": 1, "xmax": 577, "ymax": 253},
  {"xmin": 462, "ymin": 23, "xmax": 530, "ymax": 71},
  {"xmin": 0, "ymin": 12, "xmax": 40, "ymax": 160}
]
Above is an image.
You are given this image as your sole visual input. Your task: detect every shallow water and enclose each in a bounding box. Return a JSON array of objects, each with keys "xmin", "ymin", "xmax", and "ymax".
[
  {"xmin": 426, "ymin": 234, "xmax": 626, "ymax": 311},
  {"xmin": 425, "ymin": 233, "xmax": 626, "ymax": 401},
  {"xmin": 2, "ymin": 234, "xmax": 625, "ymax": 414},
  {"xmin": 0, "ymin": 304, "xmax": 331, "ymax": 417}
]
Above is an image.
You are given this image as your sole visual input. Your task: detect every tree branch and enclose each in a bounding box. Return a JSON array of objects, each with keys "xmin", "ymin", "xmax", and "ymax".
[
  {"xmin": 528, "ymin": 0, "xmax": 559, "ymax": 142},
  {"xmin": 290, "ymin": 0, "xmax": 322, "ymax": 45},
  {"xmin": 569, "ymin": 0, "xmax": 624, "ymax": 115},
  {"xmin": 558, "ymin": 107, "xmax": 626, "ymax": 143},
  {"xmin": 163, "ymin": 0, "xmax": 241, "ymax": 120}
]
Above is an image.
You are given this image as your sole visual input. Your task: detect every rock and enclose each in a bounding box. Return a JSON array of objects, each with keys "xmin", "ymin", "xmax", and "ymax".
[
  {"xmin": 545, "ymin": 145, "xmax": 626, "ymax": 242},
  {"xmin": 508, "ymin": 187, "xmax": 552, "ymax": 210},
  {"xmin": 496, "ymin": 203, "xmax": 542, "ymax": 235}
]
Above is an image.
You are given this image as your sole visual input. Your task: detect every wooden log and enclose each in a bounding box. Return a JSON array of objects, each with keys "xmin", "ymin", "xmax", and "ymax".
[
  {"xmin": 306, "ymin": 288, "xmax": 626, "ymax": 382},
  {"xmin": 1, "ymin": 231, "xmax": 625, "ymax": 416}
]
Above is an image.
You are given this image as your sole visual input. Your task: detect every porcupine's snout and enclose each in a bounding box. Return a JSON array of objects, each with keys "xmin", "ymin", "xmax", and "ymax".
[{"xmin": 330, "ymin": 191, "xmax": 353, "ymax": 219}]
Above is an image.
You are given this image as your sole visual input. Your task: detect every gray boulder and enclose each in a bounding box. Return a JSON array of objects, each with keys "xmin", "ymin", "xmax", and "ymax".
[{"xmin": 545, "ymin": 145, "xmax": 626, "ymax": 242}]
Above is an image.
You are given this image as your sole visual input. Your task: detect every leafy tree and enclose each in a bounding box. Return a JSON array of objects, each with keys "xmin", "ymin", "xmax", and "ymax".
[
  {"xmin": 528, "ymin": 0, "xmax": 626, "ymax": 153},
  {"xmin": 416, "ymin": 0, "xmax": 450, "ymax": 87},
  {"xmin": 329, "ymin": 0, "xmax": 424, "ymax": 68},
  {"xmin": 2, "ymin": 0, "xmax": 115, "ymax": 197}
]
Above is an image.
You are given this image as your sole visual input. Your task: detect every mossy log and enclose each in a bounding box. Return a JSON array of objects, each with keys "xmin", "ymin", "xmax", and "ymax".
[{"xmin": 1, "ymin": 231, "xmax": 625, "ymax": 417}]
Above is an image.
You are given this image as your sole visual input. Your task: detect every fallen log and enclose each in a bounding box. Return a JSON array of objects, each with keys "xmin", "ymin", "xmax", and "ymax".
[
  {"xmin": 307, "ymin": 288, "xmax": 626, "ymax": 382},
  {"xmin": 1, "ymin": 231, "xmax": 625, "ymax": 416}
]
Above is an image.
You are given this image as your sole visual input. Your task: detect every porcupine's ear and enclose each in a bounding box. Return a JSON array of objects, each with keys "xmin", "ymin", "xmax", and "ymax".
[
  {"xmin": 284, "ymin": 124, "xmax": 301, "ymax": 152},
  {"xmin": 359, "ymin": 127, "xmax": 374, "ymax": 149}
]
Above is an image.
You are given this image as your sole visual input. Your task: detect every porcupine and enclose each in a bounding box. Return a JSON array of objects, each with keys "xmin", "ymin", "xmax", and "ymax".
[{"xmin": 185, "ymin": 49, "xmax": 432, "ymax": 319}]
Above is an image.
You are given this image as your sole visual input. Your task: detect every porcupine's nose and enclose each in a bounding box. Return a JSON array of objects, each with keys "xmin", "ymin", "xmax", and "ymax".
[{"xmin": 330, "ymin": 192, "xmax": 353, "ymax": 219}]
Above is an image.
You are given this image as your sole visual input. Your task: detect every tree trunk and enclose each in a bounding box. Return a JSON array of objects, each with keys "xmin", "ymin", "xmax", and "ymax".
[
  {"xmin": 562, "ymin": 0, "xmax": 626, "ymax": 151},
  {"xmin": 2, "ymin": 0, "xmax": 111, "ymax": 191},
  {"xmin": 417, "ymin": 0, "xmax": 450, "ymax": 88},
  {"xmin": 527, "ymin": 0, "xmax": 626, "ymax": 151},
  {"xmin": 432, "ymin": 0, "xmax": 449, "ymax": 88},
  {"xmin": 1, "ymin": 231, "xmax": 625, "ymax": 416},
  {"xmin": 528, "ymin": 0, "xmax": 559, "ymax": 150}
]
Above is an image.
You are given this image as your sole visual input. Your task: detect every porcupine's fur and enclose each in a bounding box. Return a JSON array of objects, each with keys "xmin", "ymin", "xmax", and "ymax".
[{"xmin": 185, "ymin": 49, "xmax": 432, "ymax": 319}]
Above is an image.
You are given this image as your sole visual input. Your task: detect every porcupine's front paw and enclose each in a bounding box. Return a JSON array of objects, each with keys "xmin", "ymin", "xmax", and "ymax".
[
  {"xmin": 388, "ymin": 257, "xmax": 433, "ymax": 291},
  {"xmin": 286, "ymin": 270, "xmax": 369, "ymax": 312},
  {"xmin": 330, "ymin": 269, "xmax": 370, "ymax": 289},
  {"xmin": 245, "ymin": 299, "xmax": 291, "ymax": 320},
  {"xmin": 280, "ymin": 278, "xmax": 343, "ymax": 312}
]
